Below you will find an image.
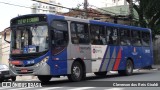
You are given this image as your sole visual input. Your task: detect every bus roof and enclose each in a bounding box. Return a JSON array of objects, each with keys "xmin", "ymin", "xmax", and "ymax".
[
  {"xmin": 11, "ymin": 14, "xmax": 150, "ymax": 32},
  {"xmin": 47, "ymin": 14, "xmax": 150, "ymax": 32}
]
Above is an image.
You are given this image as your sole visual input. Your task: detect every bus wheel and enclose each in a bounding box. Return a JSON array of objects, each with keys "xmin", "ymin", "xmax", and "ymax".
[
  {"xmin": 94, "ymin": 71, "xmax": 107, "ymax": 76},
  {"xmin": 11, "ymin": 76, "xmax": 16, "ymax": 81},
  {"xmin": 118, "ymin": 59, "xmax": 133, "ymax": 76},
  {"xmin": 68, "ymin": 61, "xmax": 83, "ymax": 82},
  {"xmin": 37, "ymin": 75, "xmax": 52, "ymax": 82}
]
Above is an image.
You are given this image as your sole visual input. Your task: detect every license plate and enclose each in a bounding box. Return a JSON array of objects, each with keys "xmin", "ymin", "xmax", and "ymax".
[{"xmin": 21, "ymin": 69, "xmax": 28, "ymax": 73}]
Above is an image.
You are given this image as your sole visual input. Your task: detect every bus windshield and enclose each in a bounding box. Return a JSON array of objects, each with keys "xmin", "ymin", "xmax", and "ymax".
[{"xmin": 11, "ymin": 25, "xmax": 49, "ymax": 54}]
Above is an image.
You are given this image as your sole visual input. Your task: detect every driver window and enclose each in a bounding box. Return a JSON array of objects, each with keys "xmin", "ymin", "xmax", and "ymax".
[
  {"xmin": 51, "ymin": 20, "xmax": 68, "ymax": 47},
  {"xmin": 54, "ymin": 30, "xmax": 68, "ymax": 46}
]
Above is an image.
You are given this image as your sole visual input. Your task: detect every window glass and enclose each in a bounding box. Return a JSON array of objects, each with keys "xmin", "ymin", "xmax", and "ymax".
[
  {"xmin": 51, "ymin": 21, "xmax": 68, "ymax": 46},
  {"xmin": 119, "ymin": 29, "xmax": 131, "ymax": 45},
  {"xmin": 31, "ymin": 26, "xmax": 49, "ymax": 52},
  {"xmin": 51, "ymin": 20, "xmax": 68, "ymax": 55},
  {"xmin": 142, "ymin": 32, "xmax": 150, "ymax": 46},
  {"xmin": 52, "ymin": 21, "xmax": 68, "ymax": 31},
  {"xmin": 107, "ymin": 27, "xmax": 119, "ymax": 45},
  {"xmin": 90, "ymin": 25, "xmax": 106, "ymax": 45},
  {"xmin": 71, "ymin": 22, "xmax": 89, "ymax": 44},
  {"xmin": 11, "ymin": 25, "xmax": 49, "ymax": 54},
  {"xmin": 131, "ymin": 30, "xmax": 141, "ymax": 46},
  {"xmin": 54, "ymin": 30, "xmax": 68, "ymax": 46},
  {"xmin": 77, "ymin": 24, "xmax": 85, "ymax": 33}
]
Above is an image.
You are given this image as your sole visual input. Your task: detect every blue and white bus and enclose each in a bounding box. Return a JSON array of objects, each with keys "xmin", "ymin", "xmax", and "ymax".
[{"xmin": 4, "ymin": 14, "xmax": 153, "ymax": 82}]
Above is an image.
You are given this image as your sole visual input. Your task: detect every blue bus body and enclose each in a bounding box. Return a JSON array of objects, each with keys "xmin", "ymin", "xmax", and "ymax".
[{"xmin": 8, "ymin": 14, "xmax": 153, "ymax": 81}]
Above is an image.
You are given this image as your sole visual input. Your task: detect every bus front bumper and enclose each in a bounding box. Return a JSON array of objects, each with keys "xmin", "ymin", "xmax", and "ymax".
[{"xmin": 9, "ymin": 62, "xmax": 51, "ymax": 76}]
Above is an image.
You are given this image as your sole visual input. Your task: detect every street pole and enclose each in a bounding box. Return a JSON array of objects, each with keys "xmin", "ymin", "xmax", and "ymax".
[
  {"xmin": 84, "ymin": 0, "xmax": 88, "ymax": 19},
  {"xmin": 129, "ymin": 0, "xmax": 133, "ymax": 25}
]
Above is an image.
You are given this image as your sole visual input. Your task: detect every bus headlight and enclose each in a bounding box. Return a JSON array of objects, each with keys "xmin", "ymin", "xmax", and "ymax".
[
  {"xmin": 9, "ymin": 63, "xmax": 15, "ymax": 68},
  {"xmin": 36, "ymin": 56, "xmax": 49, "ymax": 67},
  {"xmin": 41, "ymin": 56, "xmax": 49, "ymax": 63}
]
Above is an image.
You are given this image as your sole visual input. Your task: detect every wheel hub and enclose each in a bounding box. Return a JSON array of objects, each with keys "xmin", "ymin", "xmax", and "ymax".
[
  {"xmin": 127, "ymin": 61, "xmax": 132, "ymax": 73},
  {"xmin": 73, "ymin": 66, "xmax": 80, "ymax": 78}
]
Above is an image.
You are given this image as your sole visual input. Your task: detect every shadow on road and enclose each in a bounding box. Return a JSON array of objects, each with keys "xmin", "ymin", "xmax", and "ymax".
[{"xmin": 42, "ymin": 71, "xmax": 152, "ymax": 87}]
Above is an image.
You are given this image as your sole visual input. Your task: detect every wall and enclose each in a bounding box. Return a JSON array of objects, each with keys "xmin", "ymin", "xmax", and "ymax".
[
  {"xmin": 0, "ymin": 33, "xmax": 10, "ymax": 65},
  {"xmin": 0, "ymin": 36, "xmax": 2, "ymax": 63},
  {"xmin": 153, "ymin": 35, "xmax": 160, "ymax": 65}
]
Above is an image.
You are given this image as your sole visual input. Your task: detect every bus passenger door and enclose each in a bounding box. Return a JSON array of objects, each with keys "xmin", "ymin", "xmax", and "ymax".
[
  {"xmin": 131, "ymin": 46, "xmax": 143, "ymax": 68},
  {"xmin": 90, "ymin": 25, "xmax": 107, "ymax": 72},
  {"xmin": 91, "ymin": 45, "xmax": 107, "ymax": 72},
  {"xmin": 50, "ymin": 20, "xmax": 68, "ymax": 75},
  {"xmin": 141, "ymin": 32, "xmax": 153, "ymax": 67},
  {"xmin": 131, "ymin": 31, "xmax": 143, "ymax": 68}
]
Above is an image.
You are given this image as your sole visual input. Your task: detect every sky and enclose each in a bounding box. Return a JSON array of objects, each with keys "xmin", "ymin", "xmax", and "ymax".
[{"xmin": 0, "ymin": 0, "xmax": 112, "ymax": 32}]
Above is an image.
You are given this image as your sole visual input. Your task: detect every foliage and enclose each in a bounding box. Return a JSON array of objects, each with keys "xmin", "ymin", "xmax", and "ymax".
[{"xmin": 127, "ymin": 0, "xmax": 160, "ymax": 38}]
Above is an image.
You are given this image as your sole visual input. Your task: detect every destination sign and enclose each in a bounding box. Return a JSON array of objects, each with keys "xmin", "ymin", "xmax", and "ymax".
[
  {"xmin": 11, "ymin": 15, "xmax": 47, "ymax": 25},
  {"xmin": 17, "ymin": 17, "xmax": 39, "ymax": 24}
]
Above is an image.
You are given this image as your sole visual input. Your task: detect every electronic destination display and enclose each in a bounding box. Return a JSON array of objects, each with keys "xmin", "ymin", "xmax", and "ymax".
[{"xmin": 11, "ymin": 15, "xmax": 47, "ymax": 25}]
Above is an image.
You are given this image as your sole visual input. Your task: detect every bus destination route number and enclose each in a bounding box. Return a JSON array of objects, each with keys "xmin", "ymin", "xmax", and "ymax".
[{"xmin": 17, "ymin": 17, "xmax": 39, "ymax": 24}]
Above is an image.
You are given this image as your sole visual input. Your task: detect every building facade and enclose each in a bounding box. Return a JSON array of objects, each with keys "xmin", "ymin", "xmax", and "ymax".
[
  {"xmin": 32, "ymin": 0, "xmax": 62, "ymax": 14},
  {"xmin": 0, "ymin": 36, "xmax": 2, "ymax": 63},
  {"xmin": 0, "ymin": 28, "xmax": 10, "ymax": 65},
  {"xmin": 105, "ymin": 0, "xmax": 128, "ymax": 7},
  {"xmin": 61, "ymin": 7, "xmax": 131, "ymax": 25}
]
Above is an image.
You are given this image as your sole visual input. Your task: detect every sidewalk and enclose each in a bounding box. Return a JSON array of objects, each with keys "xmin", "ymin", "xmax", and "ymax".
[
  {"xmin": 16, "ymin": 76, "xmax": 38, "ymax": 81},
  {"xmin": 152, "ymin": 65, "xmax": 160, "ymax": 70}
]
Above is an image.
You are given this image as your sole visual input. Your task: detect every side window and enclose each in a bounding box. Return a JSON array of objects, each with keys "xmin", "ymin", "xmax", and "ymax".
[
  {"xmin": 106, "ymin": 27, "xmax": 118, "ymax": 45},
  {"xmin": 51, "ymin": 20, "xmax": 68, "ymax": 46},
  {"xmin": 16, "ymin": 30, "xmax": 21, "ymax": 49},
  {"xmin": 142, "ymin": 32, "xmax": 150, "ymax": 46},
  {"xmin": 90, "ymin": 25, "xmax": 106, "ymax": 45},
  {"xmin": 54, "ymin": 30, "xmax": 68, "ymax": 46},
  {"xmin": 131, "ymin": 30, "xmax": 141, "ymax": 46},
  {"xmin": 119, "ymin": 29, "xmax": 131, "ymax": 45},
  {"xmin": 71, "ymin": 22, "xmax": 89, "ymax": 44}
]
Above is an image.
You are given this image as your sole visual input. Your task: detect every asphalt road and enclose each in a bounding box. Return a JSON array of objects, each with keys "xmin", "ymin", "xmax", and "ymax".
[{"xmin": 0, "ymin": 69, "xmax": 160, "ymax": 90}]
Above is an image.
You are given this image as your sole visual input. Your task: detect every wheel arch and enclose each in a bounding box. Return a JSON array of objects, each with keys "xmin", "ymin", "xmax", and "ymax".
[
  {"xmin": 67, "ymin": 58, "xmax": 86, "ymax": 74},
  {"xmin": 126, "ymin": 57, "xmax": 134, "ymax": 69},
  {"xmin": 73, "ymin": 58, "xmax": 86, "ymax": 73},
  {"xmin": 67, "ymin": 58, "xmax": 86, "ymax": 81}
]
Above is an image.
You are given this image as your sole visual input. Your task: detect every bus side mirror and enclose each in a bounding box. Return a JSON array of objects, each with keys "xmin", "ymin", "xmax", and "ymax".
[{"xmin": 4, "ymin": 29, "xmax": 10, "ymax": 43}]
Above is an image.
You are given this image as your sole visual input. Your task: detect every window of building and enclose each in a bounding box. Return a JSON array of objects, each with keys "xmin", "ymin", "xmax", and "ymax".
[
  {"xmin": 119, "ymin": 29, "xmax": 131, "ymax": 45},
  {"xmin": 131, "ymin": 30, "xmax": 142, "ymax": 46},
  {"xmin": 90, "ymin": 25, "xmax": 106, "ymax": 45},
  {"xmin": 71, "ymin": 22, "xmax": 89, "ymax": 44},
  {"xmin": 142, "ymin": 32, "xmax": 150, "ymax": 46}
]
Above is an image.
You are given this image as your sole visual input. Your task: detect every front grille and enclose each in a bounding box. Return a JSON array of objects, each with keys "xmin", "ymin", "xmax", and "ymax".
[
  {"xmin": 10, "ymin": 51, "xmax": 47, "ymax": 60},
  {"xmin": 15, "ymin": 64, "xmax": 35, "ymax": 67},
  {"xmin": 2, "ymin": 71, "xmax": 9, "ymax": 75},
  {"xmin": 16, "ymin": 70, "xmax": 33, "ymax": 74},
  {"xmin": 11, "ymin": 55, "xmax": 39, "ymax": 60}
]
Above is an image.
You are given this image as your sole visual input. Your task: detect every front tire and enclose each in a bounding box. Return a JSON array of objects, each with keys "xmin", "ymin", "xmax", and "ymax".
[
  {"xmin": 118, "ymin": 59, "xmax": 133, "ymax": 76},
  {"xmin": 0, "ymin": 79, "xmax": 4, "ymax": 82},
  {"xmin": 68, "ymin": 61, "xmax": 84, "ymax": 82},
  {"xmin": 11, "ymin": 76, "xmax": 16, "ymax": 81},
  {"xmin": 37, "ymin": 75, "xmax": 52, "ymax": 82}
]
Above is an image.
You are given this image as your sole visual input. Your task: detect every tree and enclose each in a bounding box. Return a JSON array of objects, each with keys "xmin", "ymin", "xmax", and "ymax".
[{"xmin": 127, "ymin": 0, "xmax": 160, "ymax": 38}]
